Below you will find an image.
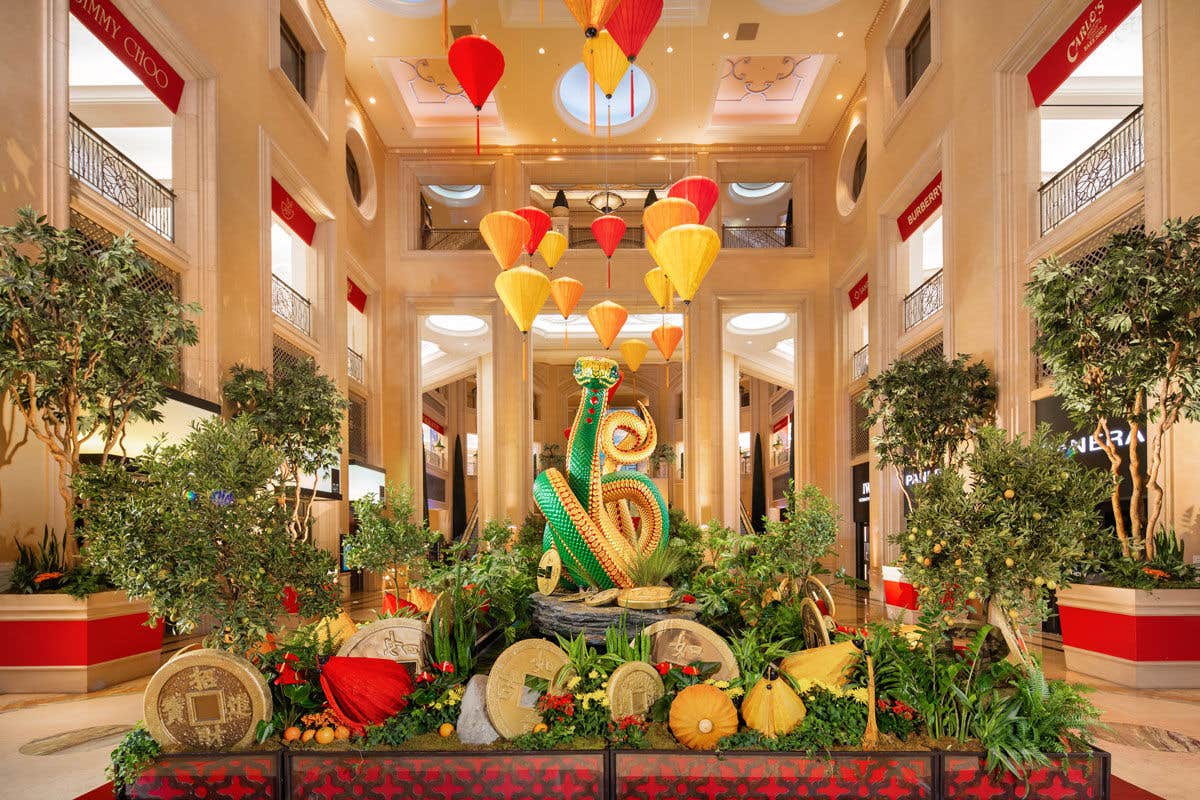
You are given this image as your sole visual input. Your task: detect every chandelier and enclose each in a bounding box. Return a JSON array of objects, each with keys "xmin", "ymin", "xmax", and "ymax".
[{"xmin": 587, "ymin": 190, "xmax": 626, "ymax": 214}]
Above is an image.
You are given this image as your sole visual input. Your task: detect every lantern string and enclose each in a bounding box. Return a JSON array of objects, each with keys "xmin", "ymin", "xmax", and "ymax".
[
  {"xmin": 589, "ymin": 76, "xmax": 596, "ymax": 135},
  {"xmin": 475, "ymin": 114, "xmax": 481, "ymax": 156},
  {"xmin": 523, "ymin": 333, "xmax": 528, "ymax": 383},
  {"xmin": 539, "ymin": 0, "xmax": 544, "ymax": 23},
  {"xmin": 630, "ymin": 64, "xmax": 635, "ymax": 117},
  {"xmin": 442, "ymin": 0, "xmax": 448, "ymax": 51}
]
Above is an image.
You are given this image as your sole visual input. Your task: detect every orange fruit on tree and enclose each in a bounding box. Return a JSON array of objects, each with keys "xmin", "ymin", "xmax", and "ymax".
[
  {"xmin": 334, "ymin": 725, "xmax": 351, "ymax": 741},
  {"xmin": 439, "ymin": 722, "xmax": 455, "ymax": 738},
  {"xmin": 532, "ymin": 723, "xmax": 549, "ymax": 734},
  {"xmin": 283, "ymin": 726, "xmax": 301, "ymax": 742},
  {"xmin": 315, "ymin": 727, "xmax": 335, "ymax": 745}
]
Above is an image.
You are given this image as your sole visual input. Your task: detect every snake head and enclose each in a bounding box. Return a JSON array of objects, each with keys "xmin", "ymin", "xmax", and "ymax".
[{"xmin": 574, "ymin": 357, "xmax": 620, "ymax": 391}]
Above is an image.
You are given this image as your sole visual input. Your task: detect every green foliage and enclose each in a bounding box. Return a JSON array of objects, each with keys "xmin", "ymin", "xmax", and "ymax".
[
  {"xmin": 897, "ymin": 426, "xmax": 1109, "ymax": 630},
  {"xmin": 626, "ymin": 544, "xmax": 684, "ymax": 587},
  {"xmin": 0, "ymin": 207, "xmax": 199, "ymax": 536},
  {"xmin": 253, "ymin": 618, "xmax": 347, "ymax": 742},
  {"xmin": 75, "ymin": 416, "xmax": 340, "ymax": 652},
  {"xmin": 346, "ymin": 482, "xmax": 439, "ymax": 595},
  {"xmin": 726, "ymin": 628, "xmax": 795, "ymax": 689},
  {"xmin": 9, "ymin": 528, "xmax": 115, "ymax": 597},
  {"xmin": 222, "ymin": 359, "xmax": 347, "ymax": 540},
  {"xmin": 1094, "ymin": 528, "xmax": 1199, "ymax": 588},
  {"xmin": 363, "ymin": 682, "xmax": 464, "ymax": 748},
  {"xmin": 107, "ymin": 724, "xmax": 160, "ymax": 791},
  {"xmin": 1027, "ymin": 217, "xmax": 1200, "ymax": 560},
  {"xmin": 718, "ymin": 686, "xmax": 867, "ymax": 753},
  {"xmin": 859, "ymin": 350, "xmax": 996, "ymax": 496},
  {"xmin": 762, "ymin": 482, "xmax": 840, "ymax": 586}
]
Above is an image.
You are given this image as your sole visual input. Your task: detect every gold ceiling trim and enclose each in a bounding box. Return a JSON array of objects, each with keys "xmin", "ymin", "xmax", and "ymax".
[
  {"xmin": 388, "ymin": 143, "xmax": 825, "ymax": 160},
  {"xmin": 313, "ymin": 0, "xmax": 347, "ymax": 50}
]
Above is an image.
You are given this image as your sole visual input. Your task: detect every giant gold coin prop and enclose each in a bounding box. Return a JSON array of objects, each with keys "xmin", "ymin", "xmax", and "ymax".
[
  {"xmin": 606, "ymin": 661, "xmax": 665, "ymax": 721},
  {"xmin": 485, "ymin": 639, "xmax": 570, "ymax": 738},
  {"xmin": 338, "ymin": 617, "xmax": 429, "ymax": 675},
  {"xmin": 144, "ymin": 649, "xmax": 271, "ymax": 750},
  {"xmin": 537, "ymin": 549, "xmax": 562, "ymax": 596},
  {"xmin": 642, "ymin": 619, "xmax": 740, "ymax": 682},
  {"xmin": 616, "ymin": 586, "xmax": 675, "ymax": 610}
]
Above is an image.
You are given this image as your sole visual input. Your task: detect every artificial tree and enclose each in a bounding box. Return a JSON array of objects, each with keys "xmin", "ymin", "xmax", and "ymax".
[
  {"xmin": 0, "ymin": 208, "xmax": 198, "ymax": 539},
  {"xmin": 223, "ymin": 359, "xmax": 347, "ymax": 541},
  {"xmin": 345, "ymin": 482, "xmax": 439, "ymax": 602},
  {"xmin": 1026, "ymin": 217, "xmax": 1200, "ymax": 560},
  {"xmin": 859, "ymin": 349, "xmax": 996, "ymax": 505},
  {"xmin": 75, "ymin": 415, "xmax": 340, "ymax": 652}
]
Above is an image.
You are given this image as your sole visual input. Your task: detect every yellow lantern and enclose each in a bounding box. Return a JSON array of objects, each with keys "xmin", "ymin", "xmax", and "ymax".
[
  {"xmin": 495, "ymin": 265, "xmax": 551, "ymax": 380},
  {"xmin": 653, "ymin": 224, "xmax": 720, "ymax": 304},
  {"xmin": 587, "ymin": 300, "xmax": 628, "ymax": 349},
  {"xmin": 480, "ymin": 211, "xmax": 531, "ymax": 271},
  {"xmin": 582, "ymin": 31, "xmax": 630, "ymax": 99},
  {"xmin": 643, "ymin": 267, "xmax": 673, "ymax": 312},
  {"xmin": 620, "ymin": 338, "xmax": 649, "ymax": 397},
  {"xmin": 539, "ymin": 230, "xmax": 568, "ymax": 270},
  {"xmin": 562, "ymin": 0, "xmax": 622, "ymax": 38},
  {"xmin": 549, "ymin": 276, "xmax": 585, "ymax": 346},
  {"xmin": 642, "ymin": 197, "xmax": 699, "ymax": 244}
]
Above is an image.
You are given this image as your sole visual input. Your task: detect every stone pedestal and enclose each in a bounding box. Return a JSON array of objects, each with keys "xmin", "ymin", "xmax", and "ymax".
[{"xmin": 530, "ymin": 593, "xmax": 698, "ymax": 644}]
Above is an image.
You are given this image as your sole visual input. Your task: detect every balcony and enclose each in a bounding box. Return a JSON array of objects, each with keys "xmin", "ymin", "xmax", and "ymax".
[
  {"xmin": 271, "ymin": 275, "xmax": 312, "ymax": 336},
  {"xmin": 347, "ymin": 347, "xmax": 364, "ymax": 383},
  {"xmin": 851, "ymin": 344, "xmax": 869, "ymax": 381},
  {"xmin": 68, "ymin": 113, "xmax": 175, "ymax": 241},
  {"xmin": 1039, "ymin": 105, "xmax": 1144, "ymax": 235},
  {"xmin": 721, "ymin": 225, "xmax": 788, "ymax": 248},
  {"xmin": 903, "ymin": 269, "xmax": 943, "ymax": 332},
  {"xmin": 421, "ymin": 227, "xmax": 485, "ymax": 250},
  {"xmin": 569, "ymin": 226, "xmax": 644, "ymax": 249}
]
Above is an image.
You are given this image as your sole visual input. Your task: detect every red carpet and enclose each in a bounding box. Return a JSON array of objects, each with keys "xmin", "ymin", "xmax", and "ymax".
[{"xmin": 72, "ymin": 784, "xmax": 114, "ymax": 800}]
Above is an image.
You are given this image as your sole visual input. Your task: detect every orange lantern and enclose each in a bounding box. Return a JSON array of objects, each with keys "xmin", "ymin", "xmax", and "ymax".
[
  {"xmin": 549, "ymin": 276, "xmax": 585, "ymax": 346},
  {"xmin": 651, "ymin": 323, "xmax": 682, "ymax": 360},
  {"xmin": 539, "ymin": 230, "xmax": 568, "ymax": 270},
  {"xmin": 480, "ymin": 211, "xmax": 531, "ymax": 271},
  {"xmin": 587, "ymin": 300, "xmax": 628, "ymax": 349},
  {"xmin": 653, "ymin": 223, "xmax": 720, "ymax": 304},
  {"xmin": 563, "ymin": 0, "xmax": 622, "ymax": 38},
  {"xmin": 642, "ymin": 197, "xmax": 699, "ymax": 243},
  {"xmin": 495, "ymin": 265, "xmax": 551, "ymax": 380}
]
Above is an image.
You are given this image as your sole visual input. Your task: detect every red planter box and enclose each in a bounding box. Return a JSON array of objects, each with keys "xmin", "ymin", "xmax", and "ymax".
[
  {"xmin": 126, "ymin": 752, "xmax": 280, "ymax": 800},
  {"xmin": 941, "ymin": 752, "xmax": 1109, "ymax": 800}
]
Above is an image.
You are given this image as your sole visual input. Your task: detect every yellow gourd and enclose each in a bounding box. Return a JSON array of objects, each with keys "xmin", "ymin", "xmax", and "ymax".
[
  {"xmin": 741, "ymin": 667, "xmax": 807, "ymax": 738},
  {"xmin": 668, "ymin": 684, "xmax": 738, "ymax": 750},
  {"xmin": 780, "ymin": 640, "xmax": 861, "ymax": 688}
]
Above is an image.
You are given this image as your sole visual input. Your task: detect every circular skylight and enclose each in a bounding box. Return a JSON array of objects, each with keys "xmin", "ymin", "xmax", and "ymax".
[
  {"xmin": 426, "ymin": 184, "xmax": 483, "ymax": 204},
  {"xmin": 556, "ymin": 63, "xmax": 654, "ymax": 133},
  {"xmin": 728, "ymin": 313, "xmax": 788, "ymax": 334},
  {"xmin": 426, "ymin": 315, "xmax": 488, "ymax": 336},
  {"xmin": 729, "ymin": 182, "xmax": 788, "ymax": 201},
  {"xmin": 532, "ymin": 313, "xmax": 682, "ymax": 337}
]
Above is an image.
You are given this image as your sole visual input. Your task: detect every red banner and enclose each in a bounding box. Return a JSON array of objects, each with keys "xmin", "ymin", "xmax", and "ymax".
[
  {"xmin": 271, "ymin": 179, "xmax": 317, "ymax": 245},
  {"xmin": 1027, "ymin": 0, "xmax": 1141, "ymax": 107},
  {"xmin": 848, "ymin": 274, "xmax": 869, "ymax": 309},
  {"xmin": 897, "ymin": 173, "xmax": 942, "ymax": 242},
  {"xmin": 422, "ymin": 414, "xmax": 445, "ymax": 435},
  {"xmin": 772, "ymin": 415, "xmax": 790, "ymax": 434},
  {"xmin": 347, "ymin": 279, "xmax": 367, "ymax": 312},
  {"xmin": 70, "ymin": 0, "xmax": 184, "ymax": 113}
]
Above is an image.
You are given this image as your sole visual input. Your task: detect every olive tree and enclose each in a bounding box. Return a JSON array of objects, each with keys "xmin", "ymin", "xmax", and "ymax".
[{"xmin": 345, "ymin": 482, "xmax": 439, "ymax": 598}]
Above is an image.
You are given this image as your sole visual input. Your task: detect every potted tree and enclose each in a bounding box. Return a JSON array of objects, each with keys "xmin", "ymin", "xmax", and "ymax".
[
  {"xmin": 859, "ymin": 350, "xmax": 996, "ymax": 618},
  {"xmin": 346, "ymin": 482, "xmax": 439, "ymax": 613},
  {"xmin": 0, "ymin": 208, "xmax": 197, "ymax": 692},
  {"xmin": 1027, "ymin": 217, "xmax": 1200, "ymax": 687}
]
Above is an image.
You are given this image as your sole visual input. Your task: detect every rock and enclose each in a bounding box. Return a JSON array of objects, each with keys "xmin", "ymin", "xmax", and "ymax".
[
  {"xmin": 456, "ymin": 674, "xmax": 500, "ymax": 745},
  {"xmin": 530, "ymin": 592, "xmax": 699, "ymax": 645}
]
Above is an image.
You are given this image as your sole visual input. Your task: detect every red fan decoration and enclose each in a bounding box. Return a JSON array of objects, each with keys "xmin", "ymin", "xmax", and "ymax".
[
  {"xmin": 606, "ymin": 0, "xmax": 662, "ymax": 115},
  {"xmin": 448, "ymin": 35, "xmax": 505, "ymax": 155},
  {"xmin": 591, "ymin": 214, "xmax": 627, "ymax": 288},
  {"xmin": 320, "ymin": 656, "xmax": 414, "ymax": 735},
  {"xmin": 513, "ymin": 206, "xmax": 552, "ymax": 259},
  {"xmin": 668, "ymin": 176, "xmax": 719, "ymax": 224}
]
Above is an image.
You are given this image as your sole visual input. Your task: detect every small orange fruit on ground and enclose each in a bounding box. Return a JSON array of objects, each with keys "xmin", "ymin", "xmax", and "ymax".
[
  {"xmin": 1003, "ymin": 489, "xmax": 1016, "ymax": 499},
  {"xmin": 532, "ymin": 723, "xmax": 549, "ymax": 734},
  {"xmin": 438, "ymin": 722, "xmax": 455, "ymax": 737},
  {"xmin": 334, "ymin": 725, "xmax": 351, "ymax": 740},
  {"xmin": 315, "ymin": 727, "xmax": 335, "ymax": 745},
  {"xmin": 301, "ymin": 729, "xmax": 315, "ymax": 743},
  {"xmin": 283, "ymin": 726, "xmax": 302, "ymax": 742}
]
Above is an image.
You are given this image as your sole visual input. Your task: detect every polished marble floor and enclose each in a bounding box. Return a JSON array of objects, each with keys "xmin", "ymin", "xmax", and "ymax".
[{"xmin": 1, "ymin": 589, "xmax": 1196, "ymax": 799}]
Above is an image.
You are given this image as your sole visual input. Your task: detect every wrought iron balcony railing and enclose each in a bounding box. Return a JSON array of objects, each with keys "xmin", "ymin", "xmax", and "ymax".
[
  {"xmin": 421, "ymin": 227, "xmax": 486, "ymax": 250},
  {"xmin": 903, "ymin": 269, "xmax": 943, "ymax": 331},
  {"xmin": 348, "ymin": 394, "xmax": 368, "ymax": 461},
  {"xmin": 569, "ymin": 226, "xmax": 645, "ymax": 249},
  {"xmin": 721, "ymin": 225, "xmax": 788, "ymax": 248},
  {"xmin": 68, "ymin": 113, "xmax": 175, "ymax": 241},
  {"xmin": 851, "ymin": 344, "xmax": 869, "ymax": 381},
  {"xmin": 1039, "ymin": 105, "xmax": 1144, "ymax": 235},
  {"xmin": 271, "ymin": 275, "xmax": 312, "ymax": 336},
  {"xmin": 347, "ymin": 348, "xmax": 364, "ymax": 383}
]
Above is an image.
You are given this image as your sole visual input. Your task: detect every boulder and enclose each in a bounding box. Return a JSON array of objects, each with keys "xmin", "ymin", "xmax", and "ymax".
[
  {"xmin": 456, "ymin": 674, "xmax": 500, "ymax": 745},
  {"xmin": 530, "ymin": 592, "xmax": 698, "ymax": 645}
]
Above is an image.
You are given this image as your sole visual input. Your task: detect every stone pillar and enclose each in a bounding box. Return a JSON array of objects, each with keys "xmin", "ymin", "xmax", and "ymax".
[
  {"xmin": 380, "ymin": 298, "xmax": 422, "ymax": 505},
  {"xmin": 484, "ymin": 302, "xmax": 533, "ymax": 523},
  {"xmin": 681, "ymin": 295, "xmax": 724, "ymax": 524}
]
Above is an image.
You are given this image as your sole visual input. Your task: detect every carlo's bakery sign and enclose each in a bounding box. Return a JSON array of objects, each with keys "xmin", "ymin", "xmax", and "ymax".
[
  {"xmin": 1027, "ymin": 0, "xmax": 1141, "ymax": 107},
  {"xmin": 71, "ymin": 0, "xmax": 184, "ymax": 113}
]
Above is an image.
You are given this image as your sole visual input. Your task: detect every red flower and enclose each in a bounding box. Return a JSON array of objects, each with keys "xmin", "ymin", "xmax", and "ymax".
[
  {"xmin": 681, "ymin": 665, "xmax": 699, "ymax": 676},
  {"xmin": 274, "ymin": 654, "xmax": 304, "ymax": 686},
  {"xmin": 281, "ymin": 585, "xmax": 300, "ymax": 614},
  {"xmin": 681, "ymin": 594, "xmax": 696, "ymax": 604},
  {"xmin": 437, "ymin": 661, "xmax": 455, "ymax": 674},
  {"xmin": 416, "ymin": 671, "xmax": 435, "ymax": 684},
  {"xmin": 33, "ymin": 571, "xmax": 64, "ymax": 584},
  {"xmin": 655, "ymin": 661, "xmax": 672, "ymax": 675},
  {"xmin": 1143, "ymin": 567, "xmax": 1171, "ymax": 580}
]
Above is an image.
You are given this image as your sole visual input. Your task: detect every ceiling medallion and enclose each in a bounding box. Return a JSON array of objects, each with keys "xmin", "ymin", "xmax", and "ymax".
[{"xmin": 587, "ymin": 190, "xmax": 626, "ymax": 214}]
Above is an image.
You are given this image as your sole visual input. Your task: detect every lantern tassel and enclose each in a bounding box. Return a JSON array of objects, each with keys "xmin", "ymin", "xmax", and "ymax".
[
  {"xmin": 589, "ymin": 77, "xmax": 596, "ymax": 135},
  {"xmin": 607, "ymin": 101, "xmax": 611, "ymax": 144},
  {"xmin": 475, "ymin": 114, "xmax": 481, "ymax": 156},
  {"xmin": 607, "ymin": 258, "xmax": 611, "ymax": 289},
  {"xmin": 564, "ymin": 323, "xmax": 568, "ymax": 348},
  {"xmin": 442, "ymin": 0, "xmax": 448, "ymax": 51},
  {"xmin": 630, "ymin": 65, "xmax": 635, "ymax": 117},
  {"xmin": 523, "ymin": 334, "xmax": 528, "ymax": 383}
]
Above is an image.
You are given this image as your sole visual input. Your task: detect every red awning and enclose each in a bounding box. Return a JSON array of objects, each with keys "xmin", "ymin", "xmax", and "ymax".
[
  {"xmin": 1027, "ymin": 0, "xmax": 1141, "ymax": 107},
  {"xmin": 271, "ymin": 179, "xmax": 317, "ymax": 245},
  {"xmin": 347, "ymin": 279, "xmax": 367, "ymax": 312},
  {"xmin": 897, "ymin": 173, "xmax": 942, "ymax": 242},
  {"xmin": 71, "ymin": 0, "xmax": 185, "ymax": 113},
  {"xmin": 849, "ymin": 274, "xmax": 868, "ymax": 310},
  {"xmin": 422, "ymin": 414, "xmax": 445, "ymax": 435},
  {"xmin": 772, "ymin": 416, "xmax": 791, "ymax": 434}
]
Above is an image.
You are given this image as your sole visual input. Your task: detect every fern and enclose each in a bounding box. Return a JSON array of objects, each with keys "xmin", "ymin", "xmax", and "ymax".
[{"xmin": 626, "ymin": 546, "xmax": 684, "ymax": 587}]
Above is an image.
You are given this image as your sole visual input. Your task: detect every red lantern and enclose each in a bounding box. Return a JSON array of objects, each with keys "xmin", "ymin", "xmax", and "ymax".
[
  {"xmin": 591, "ymin": 214, "xmax": 627, "ymax": 289},
  {"xmin": 668, "ymin": 176, "xmax": 719, "ymax": 224},
  {"xmin": 513, "ymin": 207, "xmax": 552, "ymax": 259},
  {"xmin": 448, "ymin": 35, "xmax": 505, "ymax": 155},
  {"xmin": 606, "ymin": 0, "xmax": 662, "ymax": 114}
]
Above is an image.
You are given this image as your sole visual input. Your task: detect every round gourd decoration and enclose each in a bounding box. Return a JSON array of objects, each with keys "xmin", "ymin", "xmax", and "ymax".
[
  {"xmin": 668, "ymin": 684, "xmax": 738, "ymax": 750},
  {"xmin": 741, "ymin": 667, "xmax": 807, "ymax": 739}
]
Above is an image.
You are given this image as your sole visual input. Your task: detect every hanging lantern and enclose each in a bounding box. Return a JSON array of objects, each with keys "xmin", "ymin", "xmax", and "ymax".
[
  {"xmin": 495, "ymin": 266, "xmax": 551, "ymax": 381},
  {"xmin": 643, "ymin": 188, "xmax": 659, "ymax": 208},
  {"xmin": 480, "ymin": 211, "xmax": 531, "ymax": 270},
  {"xmin": 642, "ymin": 197, "xmax": 699, "ymax": 243},
  {"xmin": 620, "ymin": 338, "xmax": 648, "ymax": 372},
  {"xmin": 549, "ymin": 276, "xmax": 584, "ymax": 346},
  {"xmin": 587, "ymin": 300, "xmax": 628, "ymax": 349},
  {"xmin": 654, "ymin": 223, "xmax": 720, "ymax": 304},
  {"xmin": 606, "ymin": 0, "xmax": 662, "ymax": 114},
  {"xmin": 591, "ymin": 214, "xmax": 627, "ymax": 289},
  {"xmin": 448, "ymin": 35, "xmax": 505, "ymax": 155},
  {"xmin": 563, "ymin": 0, "xmax": 622, "ymax": 38},
  {"xmin": 668, "ymin": 176, "xmax": 719, "ymax": 224},
  {"xmin": 652, "ymin": 323, "xmax": 683, "ymax": 360},
  {"xmin": 539, "ymin": 230, "xmax": 568, "ymax": 270},
  {"xmin": 582, "ymin": 31, "xmax": 630, "ymax": 138},
  {"xmin": 513, "ymin": 207, "xmax": 552, "ymax": 260},
  {"xmin": 644, "ymin": 267, "xmax": 673, "ymax": 311}
]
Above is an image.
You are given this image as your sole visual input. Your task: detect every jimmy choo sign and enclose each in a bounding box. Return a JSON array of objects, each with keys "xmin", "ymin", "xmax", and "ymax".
[
  {"xmin": 71, "ymin": 0, "xmax": 184, "ymax": 113},
  {"xmin": 1027, "ymin": 0, "xmax": 1141, "ymax": 107}
]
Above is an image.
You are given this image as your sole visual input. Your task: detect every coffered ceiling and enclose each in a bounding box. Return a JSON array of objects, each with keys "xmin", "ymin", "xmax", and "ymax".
[{"xmin": 326, "ymin": 0, "xmax": 880, "ymax": 149}]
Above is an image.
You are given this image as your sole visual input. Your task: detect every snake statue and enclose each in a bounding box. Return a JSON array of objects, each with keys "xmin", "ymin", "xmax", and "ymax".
[{"xmin": 533, "ymin": 357, "xmax": 670, "ymax": 589}]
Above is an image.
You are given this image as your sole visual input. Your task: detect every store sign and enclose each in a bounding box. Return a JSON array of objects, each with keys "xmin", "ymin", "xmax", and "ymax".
[
  {"xmin": 422, "ymin": 414, "xmax": 445, "ymax": 435},
  {"xmin": 897, "ymin": 173, "xmax": 942, "ymax": 242},
  {"xmin": 271, "ymin": 178, "xmax": 317, "ymax": 245},
  {"xmin": 1034, "ymin": 395, "xmax": 1146, "ymax": 500},
  {"xmin": 852, "ymin": 462, "xmax": 871, "ymax": 524},
  {"xmin": 71, "ymin": 0, "xmax": 184, "ymax": 113},
  {"xmin": 772, "ymin": 415, "xmax": 791, "ymax": 434},
  {"xmin": 347, "ymin": 278, "xmax": 367, "ymax": 312},
  {"xmin": 1027, "ymin": 0, "xmax": 1141, "ymax": 107},
  {"xmin": 848, "ymin": 274, "xmax": 869, "ymax": 310}
]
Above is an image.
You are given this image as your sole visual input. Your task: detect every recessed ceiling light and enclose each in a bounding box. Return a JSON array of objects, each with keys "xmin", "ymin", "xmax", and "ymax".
[
  {"xmin": 480, "ymin": 34, "xmax": 487, "ymax": 40},
  {"xmin": 836, "ymin": 93, "xmax": 844, "ymax": 100},
  {"xmin": 368, "ymin": 96, "xmax": 377, "ymax": 104},
  {"xmin": 547, "ymin": 155, "xmax": 564, "ymax": 162},
  {"xmin": 463, "ymin": 218, "xmax": 469, "ymax": 223},
  {"xmin": 722, "ymin": 32, "xmax": 730, "ymax": 40},
  {"xmin": 367, "ymin": 35, "xmax": 376, "ymax": 43},
  {"xmin": 551, "ymin": 137, "xmax": 558, "ymax": 143},
  {"xmin": 650, "ymin": 155, "xmax": 666, "ymax": 161},
  {"xmin": 744, "ymin": 217, "xmax": 750, "ymax": 221},
  {"xmin": 836, "ymin": 31, "xmax": 845, "ymax": 38},
  {"xmin": 538, "ymin": 47, "xmax": 545, "ymax": 54},
  {"xmin": 666, "ymin": 45, "xmax": 674, "ymax": 54}
]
